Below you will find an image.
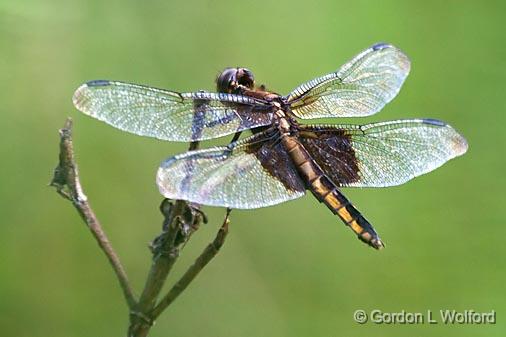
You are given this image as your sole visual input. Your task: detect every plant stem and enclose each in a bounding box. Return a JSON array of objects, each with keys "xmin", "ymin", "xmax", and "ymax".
[
  {"xmin": 128, "ymin": 200, "xmax": 187, "ymax": 336},
  {"xmin": 52, "ymin": 118, "xmax": 231, "ymax": 337},
  {"xmin": 151, "ymin": 208, "xmax": 230, "ymax": 319},
  {"xmin": 50, "ymin": 118, "xmax": 137, "ymax": 309}
]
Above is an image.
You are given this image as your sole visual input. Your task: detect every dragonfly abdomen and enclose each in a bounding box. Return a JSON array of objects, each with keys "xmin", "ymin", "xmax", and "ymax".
[
  {"xmin": 317, "ymin": 183, "xmax": 385, "ymax": 250},
  {"xmin": 282, "ymin": 134, "xmax": 384, "ymax": 249}
]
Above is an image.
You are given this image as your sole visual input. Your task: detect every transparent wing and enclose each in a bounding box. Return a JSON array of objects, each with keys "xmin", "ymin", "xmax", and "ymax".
[
  {"xmin": 156, "ymin": 130, "xmax": 306, "ymax": 209},
  {"xmin": 299, "ymin": 119, "xmax": 468, "ymax": 187},
  {"xmin": 286, "ymin": 43, "xmax": 410, "ymax": 119},
  {"xmin": 72, "ymin": 80, "xmax": 273, "ymax": 141}
]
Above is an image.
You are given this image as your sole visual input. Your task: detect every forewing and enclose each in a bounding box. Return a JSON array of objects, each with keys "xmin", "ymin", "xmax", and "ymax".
[
  {"xmin": 72, "ymin": 80, "xmax": 273, "ymax": 141},
  {"xmin": 156, "ymin": 130, "xmax": 306, "ymax": 209},
  {"xmin": 287, "ymin": 43, "xmax": 410, "ymax": 119},
  {"xmin": 299, "ymin": 119, "xmax": 468, "ymax": 187}
]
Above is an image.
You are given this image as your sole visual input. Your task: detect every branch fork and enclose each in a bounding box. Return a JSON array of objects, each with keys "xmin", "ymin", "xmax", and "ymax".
[{"xmin": 51, "ymin": 118, "xmax": 230, "ymax": 337}]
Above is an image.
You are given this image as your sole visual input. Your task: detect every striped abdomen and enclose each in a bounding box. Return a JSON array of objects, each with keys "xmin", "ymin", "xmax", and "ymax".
[{"xmin": 282, "ymin": 135, "xmax": 384, "ymax": 249}]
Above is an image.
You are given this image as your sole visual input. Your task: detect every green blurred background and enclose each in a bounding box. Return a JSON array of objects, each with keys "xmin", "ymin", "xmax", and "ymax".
[{"xmin": 1, "ymin": 0, "xmax": 505, "ymax": 336}]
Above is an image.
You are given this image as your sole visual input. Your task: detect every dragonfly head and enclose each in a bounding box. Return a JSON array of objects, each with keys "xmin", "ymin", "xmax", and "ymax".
[{"xmin": 216, "ymin": 67, "xmax": 255, "ymax": 94}]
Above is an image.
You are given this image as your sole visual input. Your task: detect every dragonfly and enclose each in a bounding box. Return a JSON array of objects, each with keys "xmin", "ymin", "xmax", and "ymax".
[{"xmin": 72, "ymin": 43, "xmax": 468, "ymax": 249}]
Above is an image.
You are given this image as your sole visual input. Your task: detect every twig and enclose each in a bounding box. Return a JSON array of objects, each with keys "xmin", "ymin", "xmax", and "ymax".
[
  {"xmin": 50, "ymin": 118, "xmax": 137, "ymax": 309},
  {"xmin": 128, "ymin": 200, "xmax": 187, "ymax": 337},
  {"xmin": 128, "ymin": 143, "xmax": 211, "ymax": 337},
  {"xmin": 151, "ymin": 208, "xmax": 231, "ymax": 319},
  {"xmin": 52, "ymin": 118, "xmax": 231, "ymax": 337}
]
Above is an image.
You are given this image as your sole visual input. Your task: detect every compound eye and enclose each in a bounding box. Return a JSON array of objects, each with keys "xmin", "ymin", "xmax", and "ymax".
[
  {"xmin": 236, "ymin": 68, "xmax": 255, "ymax": 89},
  {"xmin": 216, "ymin": 68, "xmax": 238, "ymax": 93}
]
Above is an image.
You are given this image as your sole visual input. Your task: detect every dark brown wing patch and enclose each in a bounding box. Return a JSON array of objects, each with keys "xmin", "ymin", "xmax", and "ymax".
[
  {"xmin": 299, "ymin": 126, "xmax": 361, "ymax": 186},
  {"xmin": 245, "ymin": 131, "xmax": 306, "ymax": 193}
]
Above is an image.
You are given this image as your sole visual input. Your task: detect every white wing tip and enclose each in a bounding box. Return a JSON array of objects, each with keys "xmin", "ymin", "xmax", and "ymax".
[
  {"xmin": 156, "ymin": 160, "xmax": 178, "ymax": 199},
  {"xmin": 72, "ymin": 83, "xmax": 89, "ymax": 112},
  {"xmin": 372, "ymin": 42, "xmax": 411, "ymax": 73},
  {"xmin": 452, "ymin": 132, "xmax": 469, "ymax": 156},
  {"xmin": 72, "ymin": 80, "xmax": 111, "ymax": 114},
  {"xmin": 421, "ymin": 119, "xmax": 468, "ymax": 157}
]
